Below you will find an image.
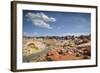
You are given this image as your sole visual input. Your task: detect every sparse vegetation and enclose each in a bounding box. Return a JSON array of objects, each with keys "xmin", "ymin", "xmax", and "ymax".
[{"xmin": 23, "ymin": 35, "xmax": 91, "ymax": 62}]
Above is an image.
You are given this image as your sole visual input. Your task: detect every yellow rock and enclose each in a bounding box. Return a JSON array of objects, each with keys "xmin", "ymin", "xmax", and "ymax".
[{"xmin": 23, "ymin": 40, "xmax": 46, "ymax": 56}]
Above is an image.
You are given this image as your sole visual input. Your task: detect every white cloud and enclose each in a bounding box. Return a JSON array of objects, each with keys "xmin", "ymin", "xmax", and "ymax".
[
  {"xmin": 26, "ymin": 12, "xmax": 56, "ymax": 29},
  {"xmin": 62, "ymin": 32, "xmax": 90, "ymax": 36}
]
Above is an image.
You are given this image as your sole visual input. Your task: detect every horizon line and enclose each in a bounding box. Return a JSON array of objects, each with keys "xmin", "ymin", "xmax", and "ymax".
[{"xmin": 23, "ymin": 32, "xmax": 90, "ymax": 37}]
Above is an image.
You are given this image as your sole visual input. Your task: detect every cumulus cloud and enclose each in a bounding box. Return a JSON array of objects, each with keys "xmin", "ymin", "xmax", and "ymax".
[{"xmin": 26, "ymin": 12, "xmax": 56, "ymax": 29}]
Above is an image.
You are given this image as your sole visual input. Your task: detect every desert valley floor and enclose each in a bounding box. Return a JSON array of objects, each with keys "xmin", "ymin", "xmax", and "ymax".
[{"xmin": 22, "ymin": 35, "xmax": 91, "ymax": 62}]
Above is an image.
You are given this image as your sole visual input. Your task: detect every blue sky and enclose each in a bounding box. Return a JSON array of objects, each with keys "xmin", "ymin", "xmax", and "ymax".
[{"xmin": 23, "ymin": 10, "xmax": 91, "ymax": 36}]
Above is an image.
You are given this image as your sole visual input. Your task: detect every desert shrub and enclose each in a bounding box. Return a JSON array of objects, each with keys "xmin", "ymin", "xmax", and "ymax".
[
  {"xmin": 72, "ymin": 35, "xmax": 75, "ymax": 40},
  {"xmin": 82, "ymin": 56, "xmax": 89, "ymax": 59},
  {"xmin": 75, "ymin": 39, "xmax": 81, "ymax": 45},
  {"xmin": 83, "ymin": 49, "xmax": 91, "ymax": 56},
  {"xmin": 46, "ymin": 57, "xmax": 53, "ymax": 61},
  {"xmin": 76, "ymin": 53, "xmax": 80, "ymax": 57},
  {"xmin": 58, "ymin": 50, "xmax": 63, "ymax": 55},
  {"xmin": 79, "ymin": 35, "xmax": 84, "ymax": 39},
  {"xmin": 82, "ymin": 38, "xmax": 89, "ymax": 43}
]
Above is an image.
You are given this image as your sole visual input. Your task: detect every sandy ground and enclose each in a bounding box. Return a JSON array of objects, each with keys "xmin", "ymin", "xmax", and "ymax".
[{"xmin": 23, "ymin": 37, "xmax": 91, "ymax": 62}]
